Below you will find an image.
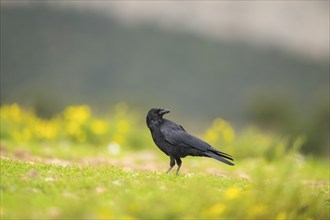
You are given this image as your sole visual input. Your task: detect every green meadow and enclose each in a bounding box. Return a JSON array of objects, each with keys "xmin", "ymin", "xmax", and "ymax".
[{"xmin": 0, "ymin": 104, "xmax": 329, "ymax": 219}]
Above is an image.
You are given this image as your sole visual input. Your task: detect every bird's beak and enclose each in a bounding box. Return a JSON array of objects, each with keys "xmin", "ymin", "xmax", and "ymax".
[{"xmin": 159, "ymin": 109, "xmax": 170, "ymax": 115}]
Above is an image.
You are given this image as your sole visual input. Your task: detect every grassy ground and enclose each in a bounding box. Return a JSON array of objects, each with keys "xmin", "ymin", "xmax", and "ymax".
[
  {"xmin": 0, "ymin": 105, "xmax": 329, "ymax": 219},
  {"xmin": 1, "ymin": 147, "xmax": 329, "ymax": 219}
]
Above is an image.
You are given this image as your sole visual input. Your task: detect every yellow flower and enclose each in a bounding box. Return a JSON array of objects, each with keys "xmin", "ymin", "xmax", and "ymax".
[
  {"xmin": 204, "ymin": 129, "xmax": 218, "ymax": 144},
  {"xmin": 33, "ymin": 119, "xmax": 59, "ymax": 140},
  {"xmin": 65, "ymin": 122, "xmax": 80, "ymax": 136},
  {"xmin": 91, "ymin": 119, "xmax": 108, "ymax": 135},
  {"xmin": 204, "ymin": 118, "xmax": 236, "ymax": 145},
  {"xmin": 64, "ymin": 121, "xmax": 86, "ymax": 142},
  {"xmin": 112, "ymin": 134, "xmax": 125, "ymax": 146},
  {"xmin": 64, "ymin": 105, "xmax": 90, "ymax": 124},
  {"xmin": 0, "ymin": 104, "xmax": 23, "ymax": 122},
  {"xmin": 224, "ymin": 187, "xmax": 240, "ymax": 200}
]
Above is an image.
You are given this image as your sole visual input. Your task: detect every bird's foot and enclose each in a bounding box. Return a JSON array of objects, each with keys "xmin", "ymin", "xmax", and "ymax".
[{"xmin": 175, "ymin": 165, "xmax": 181, "ymax": 175}]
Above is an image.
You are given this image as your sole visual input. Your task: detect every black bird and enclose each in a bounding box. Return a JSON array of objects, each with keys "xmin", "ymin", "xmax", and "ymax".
[{"xmin": 146, "ymin": 108, "xmax": 234, "ymax": 174}]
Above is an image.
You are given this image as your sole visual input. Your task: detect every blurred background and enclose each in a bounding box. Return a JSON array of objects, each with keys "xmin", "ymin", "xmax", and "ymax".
[{"xmin": 1, "ymin": 1, "xmax": 329, "ymax": 156}]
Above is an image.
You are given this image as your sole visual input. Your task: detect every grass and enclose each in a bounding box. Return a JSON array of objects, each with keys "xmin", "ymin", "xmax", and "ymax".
[{"xmin": 1, "ymin": 155, "xmax": 329, "ymax": 219}]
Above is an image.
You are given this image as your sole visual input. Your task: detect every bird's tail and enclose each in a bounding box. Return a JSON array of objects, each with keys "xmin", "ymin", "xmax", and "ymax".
[{"xmin": 204, "ymin": 151, "xmax": 234, "ymax": 166}]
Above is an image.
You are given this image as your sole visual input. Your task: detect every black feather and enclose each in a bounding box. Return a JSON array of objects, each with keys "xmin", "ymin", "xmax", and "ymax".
[
  {"xmin": 146, "ymin": 108, "xmax": 235, "ymax": 174},
  {"xmin": 204, "ymin": 152, "xmax": 234, "ymax": 166}
]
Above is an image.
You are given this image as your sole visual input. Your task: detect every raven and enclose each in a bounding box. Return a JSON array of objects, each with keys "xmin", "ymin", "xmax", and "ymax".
[{"xmin": 146, "ymin": 108, "xmax": 234, "ymax": 174}]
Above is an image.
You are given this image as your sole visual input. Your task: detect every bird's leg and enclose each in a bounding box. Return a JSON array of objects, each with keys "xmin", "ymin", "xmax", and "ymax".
[
  {"xmin": 175, "ymin": 158, "xmax": 182, "ymax": 175},
  {"xmin": 166, "ymin": 157, "xmax": 175, "ymax": 174}
]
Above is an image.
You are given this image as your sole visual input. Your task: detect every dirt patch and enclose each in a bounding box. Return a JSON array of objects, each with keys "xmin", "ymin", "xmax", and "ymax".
[{"xmin": 0, "ymin": 147, "xmax": 164, "ymax": 172}]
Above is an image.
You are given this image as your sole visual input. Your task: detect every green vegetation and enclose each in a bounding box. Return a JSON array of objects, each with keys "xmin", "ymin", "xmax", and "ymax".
[
  {"xmin": 1, "ymin": 157, "xmax": 328, "ymax": 219},
  {"xmin": 1, "ymin": 104, "xmax": 329, "ymax": 219}
]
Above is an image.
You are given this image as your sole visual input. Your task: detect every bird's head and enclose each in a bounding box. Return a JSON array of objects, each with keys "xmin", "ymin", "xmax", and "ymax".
[{"xmin": 146, "ymin": 108, "xmax": 170, "ymax": 129}]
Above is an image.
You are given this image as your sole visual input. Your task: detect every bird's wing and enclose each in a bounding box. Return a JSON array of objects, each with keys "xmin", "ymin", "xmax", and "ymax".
[
  {"xmin": 160, "ymin": 120, "xmax": 233, "ymax": 160},
  {"xmin": 161, "ymin": 120, "xmax": 215, "ymax": 151}
]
